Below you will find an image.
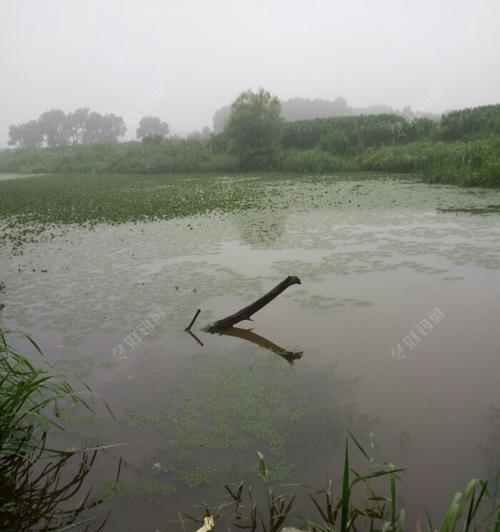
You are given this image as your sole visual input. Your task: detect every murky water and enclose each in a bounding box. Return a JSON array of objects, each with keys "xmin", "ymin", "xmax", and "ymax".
[{"xmin": 1, "ymin": 176, "xmax": 500, "ymax": 530}]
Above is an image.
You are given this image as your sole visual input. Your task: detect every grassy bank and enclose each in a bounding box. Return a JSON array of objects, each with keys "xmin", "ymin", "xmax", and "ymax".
[
  {"xmin": 1, "ymin": 137, "xmax": 499, "ymax": 187},
  {"xmin": 1, "ymin": 104, "xmax": 500, "ymax": 187},
  {"xmin": 0, "ymin": 138, "xmax": 239, "ymax": 175},
  {"xmin": 359, "ymin": 137, "xmax": 500, "ymax": 187}
]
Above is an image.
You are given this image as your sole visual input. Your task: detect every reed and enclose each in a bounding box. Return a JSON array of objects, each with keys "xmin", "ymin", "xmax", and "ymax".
[{"xmin": 0, "ymin": 328, "xmax": 90, "ymax": 457}]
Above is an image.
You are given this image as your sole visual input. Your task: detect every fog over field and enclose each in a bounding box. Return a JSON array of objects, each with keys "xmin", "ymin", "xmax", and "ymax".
[{"xmin": 1, "ymin": 0, "xmax": 499, "ymax": 146}]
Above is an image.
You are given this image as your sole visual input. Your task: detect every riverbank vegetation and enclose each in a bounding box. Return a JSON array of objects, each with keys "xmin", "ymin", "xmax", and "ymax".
[
  {"xmin": 0, "ymin": 329, "xmax": 110, "ymax": 530},
  {"xmin": 185, "ymin": 439, "xmax": 499, "ymax": 532},
  {"xmin": 1, "ymin": 94, "xmax": 499, "ymax": 186},
  {"xmin": 0, "ymin": 329, "xmax": 89, "ymax": 457}
]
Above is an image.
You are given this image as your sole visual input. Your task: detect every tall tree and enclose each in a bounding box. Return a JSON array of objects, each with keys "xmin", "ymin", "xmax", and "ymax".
[
  {"xmin": 82, "ymin": 112, "xmax": 126, "ymax": 143},
  {"xmin": 226, "ymin": 88, "xmax": 284, "ymax": 170},
  {"xmin": 38, "ymin": 109, "xmax": 68, "ymax": 147},
  {"xmin": 8, "ymin": 109, "xmax": 126, "ymax": 147},
  {"xmin": 136, "ymin": 116, "xmax": 169, "ymax": 140},
  {"xmin": 64, "ymin": 108, "xmax": 90, "ymax": 144},
  {"xmin": 8, "ymin": 120, "xmax": 44, "ymax": 149}
]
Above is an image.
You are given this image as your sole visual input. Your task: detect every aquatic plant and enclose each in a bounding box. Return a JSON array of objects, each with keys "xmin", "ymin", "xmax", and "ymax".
[{"xmin": 182, "ymin": 434, "xmax": 499, "ymax": 532}]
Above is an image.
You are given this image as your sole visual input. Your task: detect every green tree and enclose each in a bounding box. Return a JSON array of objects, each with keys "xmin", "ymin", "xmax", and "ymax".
[
  {"xmin": 8, "ymin": 120, "xmax": 44, "ymax": 149},
  {"xmin": 64, "ymin": 108, "xmax": 90, "ymax": 144},
  {"xmin": 82, "ymin": 112, "xmax": 126, "ymax": 143},
  {"xmin": 38, "ymin": 109, "xmax": 69, "ymax": 147},
  {"xmin": 136, "ymin": 116, "xmax": 169, "ymax": 140},
  {"xmin": 226, "ymin": 88, "xmax": 283, "ymax": 170}
]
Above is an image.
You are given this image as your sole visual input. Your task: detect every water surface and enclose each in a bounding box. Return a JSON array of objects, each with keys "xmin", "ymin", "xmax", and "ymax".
[{"xmin": 1, "ymin": 175, "xmax": 500, "ymax": 529}]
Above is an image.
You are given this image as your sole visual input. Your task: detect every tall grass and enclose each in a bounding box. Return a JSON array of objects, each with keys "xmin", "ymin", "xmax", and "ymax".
[
  {"xmin": 278, "ymin": 148, "xmax": 352, "ymax": 173},
  {"xmin": 0, "ymin": 329, "xmax": 90, "ymax": 457},
  {"xmin": 359, "ymin": 137, "xmax": 500, "ymax": 186},
  {"xmin": 0, "ymin": 139, "xmax": 238, "ymax": 175},
  {"xmin": 0, "ymin": 329, "xmax": 118, "ymax": 530}
]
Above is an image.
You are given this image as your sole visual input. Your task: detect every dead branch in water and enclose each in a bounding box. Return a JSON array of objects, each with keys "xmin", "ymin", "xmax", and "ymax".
[
  {"xmin": 185, "ymin": 308, "xmax": 201, "ymax": 332},
  {"xmin": 204, "ymin": 276, "xmax": 301, "ymax": 332}
]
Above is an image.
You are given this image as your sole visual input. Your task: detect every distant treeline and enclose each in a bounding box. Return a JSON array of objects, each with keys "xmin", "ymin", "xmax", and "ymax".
[
  {"xmin": 212, "ymin": 96, "xmax": 400, "ymax": 133},
  {"xmin": 1, "ymin": 102, "xmax": 500, "ymax": 187},
  {"xmin": 8, "ymin": 108, "xmax": 126, "ymax": 148},
  {"xmin": 7, "ymin": 108, "xmax": 173, "ymax": 149}
]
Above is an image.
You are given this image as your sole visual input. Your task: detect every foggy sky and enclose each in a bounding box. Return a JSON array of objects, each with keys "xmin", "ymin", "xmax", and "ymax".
[{"xmin": 1, "ymin": 0, "xmax": 499, "ymax": 146}]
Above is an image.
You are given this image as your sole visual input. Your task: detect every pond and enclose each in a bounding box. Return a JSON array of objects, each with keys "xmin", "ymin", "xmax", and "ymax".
[{"xmin": 1, "ymin": 173, "xmax": 500, "ymax": 530}]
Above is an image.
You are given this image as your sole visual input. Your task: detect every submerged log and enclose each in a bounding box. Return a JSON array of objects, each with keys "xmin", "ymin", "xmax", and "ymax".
[{"xmin": 204, "ymin": 275, "xmax": 301, "ymax": 332}]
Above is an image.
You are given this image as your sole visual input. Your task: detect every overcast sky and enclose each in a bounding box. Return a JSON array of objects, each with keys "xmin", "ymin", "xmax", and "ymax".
[{"xmin": 1, "ymin": 0, "xmax": 499, "ymax": 146}]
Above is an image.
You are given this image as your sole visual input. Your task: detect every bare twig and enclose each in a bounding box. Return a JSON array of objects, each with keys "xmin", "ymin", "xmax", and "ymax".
[{"xmin": 185, "ymin": 309, "xmax": 201, "ymax": 332}]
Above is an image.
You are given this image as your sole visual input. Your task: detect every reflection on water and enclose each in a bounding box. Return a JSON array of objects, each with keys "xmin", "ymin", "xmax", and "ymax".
[
  {"xmin": 1, "ymin": 176, "xmax": 500, "ymax": 528},
  {"xmin": 216, "ymin": 326, "xmax": 303, "ymax": 364},
  {"xmin": 481, "ymin": 405, "xmax": 500, "ymax": 482},
  {"xmin": 0, "ymin": 440, "xmax": 107, "ymax": 531}
]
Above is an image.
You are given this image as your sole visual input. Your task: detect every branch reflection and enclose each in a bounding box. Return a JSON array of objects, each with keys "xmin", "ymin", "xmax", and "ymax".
[{"xmin": 217, "ymin": 326, "xmax": 303, "ymax": 364}]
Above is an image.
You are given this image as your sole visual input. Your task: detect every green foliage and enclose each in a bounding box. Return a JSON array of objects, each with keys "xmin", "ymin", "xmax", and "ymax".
[
  {"xmin": 320, "ymin": 129, "xmax": 352, "ymax": 154},
  {"xmin": 0, "ymin": 137, "xmax": 236, "ymax": 175},
  {"xmin": 278, "ymin": 148, "xmax": 351, "ymax": 173},
  {"xmin": 360, "ymin": 137, "xmax": 500, "ymax": 186},
  {"xmin": 226, "ymin": 88, "xmax": 284, "ymax": 170},
  {"xmin": 212, "ymin": 96, "xmax": 398, "ymax": 133},
  {"xmin": 8, "ymin": 108, "xmax": 126, "ymax": 148},
  {"xmin": 441, "ymin": 104, "xmax": 500, "ymax": 141},
  {"xmin": 8, "ymin": 120, "xmax": 44, "ymax": 149},
  {"xmin": 282, "ymin": 114, "xmax": 413, "ymax": 151},
  {"xmin": 136, "ymin": 115, "xmax": 169, "ymax": 140},
  {"xmin": 1, "ymin": 102, "xmax": 500, "ymax": 185}
]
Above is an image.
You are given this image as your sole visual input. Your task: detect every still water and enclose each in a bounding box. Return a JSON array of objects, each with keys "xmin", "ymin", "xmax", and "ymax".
[{"xmin": 1, "ymin": 176, "xmax": 500, "ymax": 530}]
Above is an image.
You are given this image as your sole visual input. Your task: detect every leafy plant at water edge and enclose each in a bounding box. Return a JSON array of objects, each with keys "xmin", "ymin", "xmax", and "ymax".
[{"xmin": 181, "ymin": 433, "xmax": 499, "ymax": 531}]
